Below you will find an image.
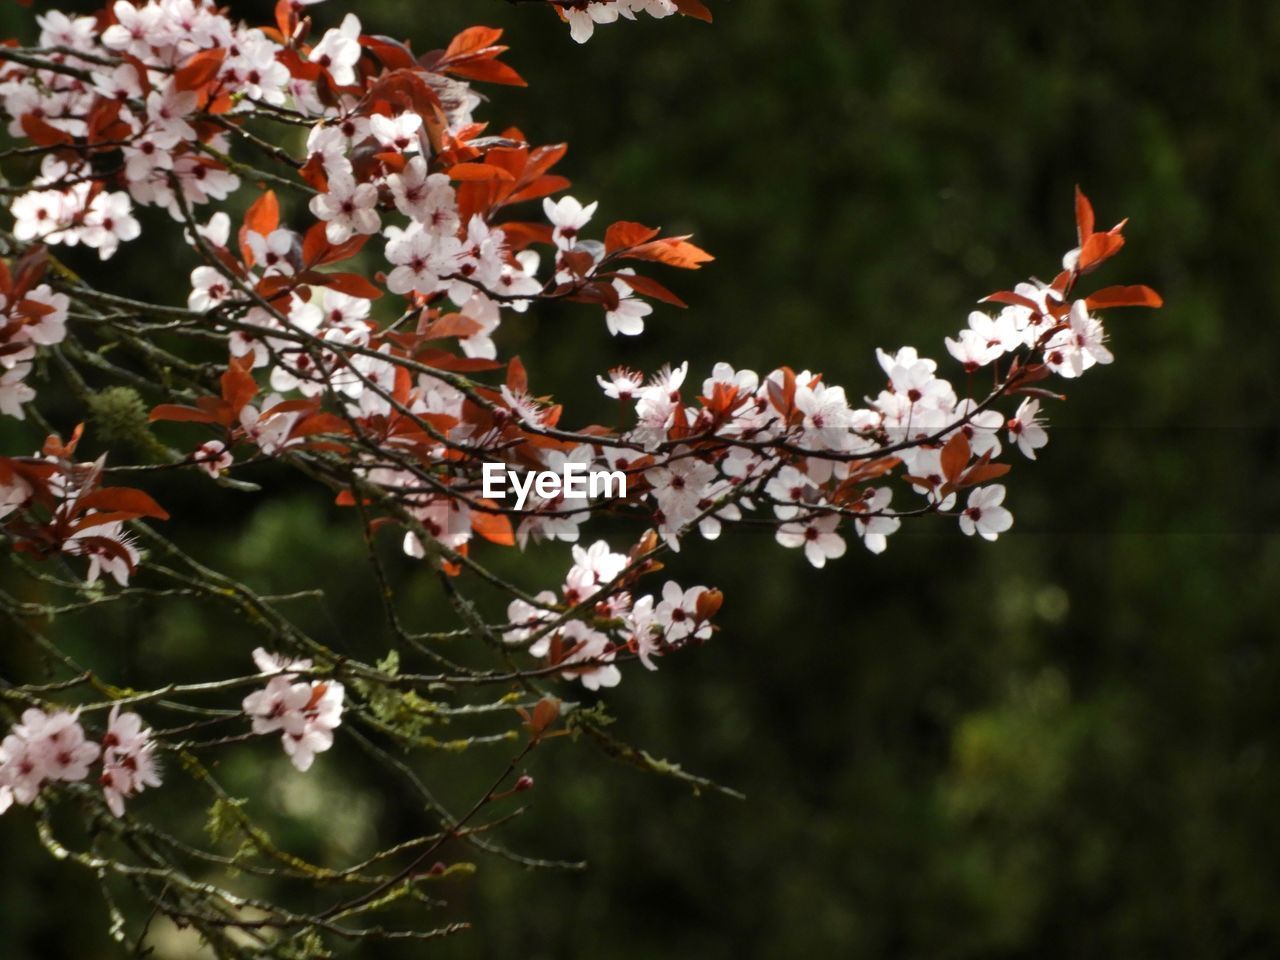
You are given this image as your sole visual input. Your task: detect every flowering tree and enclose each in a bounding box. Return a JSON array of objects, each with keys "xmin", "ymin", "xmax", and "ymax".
[{"xmin": 0, "ymin": 0, "xmax": 1161, "ymax": 954}]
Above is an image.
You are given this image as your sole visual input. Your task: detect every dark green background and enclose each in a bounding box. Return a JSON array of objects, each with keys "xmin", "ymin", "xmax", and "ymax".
[{"xmin": 3, "ymin": 1, "xmax": 1279, "ymax": 957}]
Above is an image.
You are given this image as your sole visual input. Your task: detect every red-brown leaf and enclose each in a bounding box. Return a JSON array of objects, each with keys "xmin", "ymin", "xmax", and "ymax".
[
  {"xmin": 507, "ymin": 355, "xmax": 528, "ymax": 393},
  {"xmin": 20, "ymin": 114, "xmax": 73, "ymax": 147},
  {"xmin": 443, "ymin": 26, "xmax": 503, "ymax": 60},
  {"xmin": 220, "ymin": 358, "xmax": 259, "ymax": 414},
  {"xmin": 940, "ymin": 431, "xmax": 971, "ymax": 484},
  {"xmin": 1074, "ymin": 185, "xmax": 1095, "ymax": 246},
  {"xmin": 448, "ymin": 162, "xmax": 515, "ymax": 182},
  {"xmin": 243, "ymin": 189, "xmax": 279, "ymax": 238},
  {"xmin": 958, "ymin": 462, "xmax": 1011, "ymax": 488},
  {"xmin": 615, "ymin": 272, "xmax": 688, "ymax": 308},
  {"xmin": 605, "ymin": 221, "xmax": 661, "ymax": 254},
  {"xmin": 75, "ymin": 487, "xmax": 170, "ymax": 521},
  {"xmin": 148, "ymin": 403, "xmax": 218, "ymax": 425},
  {"xmin": 471, "ymin": 501, "xmax": 515, "ymax": 546},
  {"xmin": 173, "ymin": 48, "xmax": 226, "ymax": 92},
  {"xmin": 446, "ymin": 58, "xmax": 526, "ymax": 87},
  {"xmin": 1085, "ymin": 284, "xmax": 1163, "ymax": 310},
  {"xmin": 673, "ymin": 0, "xmax": 713, "ymax": 22},
  {"xmin": 625, "ymin": 236, "xmax": 714, "ymax": 270},
  {"xmin": 1075, "ymin": 231, "xmax": 1126, "ymax": 273},
  {"xmin": 308, "ymin": 271, "xmax": 383, "ymax": 300}
]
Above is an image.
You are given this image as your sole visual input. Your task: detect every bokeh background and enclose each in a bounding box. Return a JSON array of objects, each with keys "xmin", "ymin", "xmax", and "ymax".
[{"xmin": 3, "ymin": 0, "xmax": 1280, "ymax": 957}]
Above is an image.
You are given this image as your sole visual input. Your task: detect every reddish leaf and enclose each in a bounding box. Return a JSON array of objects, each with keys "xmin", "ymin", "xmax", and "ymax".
[
  {"xmin": 940, "ymin": 431, "xmax": 971, "ymax": 484},
  {"xmin": 421, "ymin": 311, "xmax": 484, "ymax": 341},
  {"xmin": 20, "ymin": 114, "xmax": 73, "ymax": 147},
  {"xmin": 605, "ymin": 221, "xmax": 661, "ymax": 254},
  {"xmin": 1074, "ymin": 185, "xmax": 1095, "ymax": 245},
  {"xmin": 243, "ymin": 190, "xmax": 279, "ymax": 237},
  {"xmin": 673, "ymin": 0, "xmax": 714, "ymax": 22},
  {"xmin": 471, "ymin": 501, "xmax": 515, "ymax": 546},
  {"xmin": 301, "ymin": 222, "xmax": 331, "ymax": 266},
  {"xmin": 173, "ymin": 48, "xmax": 226, "ymax": 92},
  {"xmin": 221, "ymin": 357, "xmax": 259, "ymax": 414},
  {"xmin": 446, "ymin": 58, "xmax": 526, "ymax": 87},
  {"xmin": 274, "ymin": 0, "xmax": 297, "ymax": 39},
  {"xmin": 359, "ymin": 34, "xmax": 417, "ymax": 71},
  {"xmin": 559, "ymin": 249, "xmax": 596, "ymax": 279},
  {"xmin": 307, "ymin": 271, "xmax": 383, "ymax": 300},
  {"xmin": 443, "ymin": 26, "xmax": 504, "ymax": 60},
  {"xmin": 519, "ymin": 696, "xmax": 561, "ymax": 738},
  {"xmin": 12, "ymin": 246, "xmax": 49, "ymax": 298},
  {"xmin": 981, "ymin": 289, "xmax": 1046, "ymax": 313},
  {"xmin": 500, "ymin": 222, "xmax": 554, "ymax": 251},
  {"xmin": 256, "ymin": 274, "xmax": 298, "ymax": 299},
  {"xmin": 766, "ymin": 366, "xmax": 797, "ymax": 415},
  {"xmin": 507, "ymin": 355, "xmax": 528, "ymax": 393},
  {"xmin": 75, "ymin": 487, "xmax": 170, "ymax": 521},
  {"xmin": 14, "ymin": 298, "xmax": 54, "ymax": 321},
  {"xmin": 625, "ymin": 236, "xmax": 714, "ymax": 270},
  {"xmin": 1075, "ymin": 231, "xmax": 1126, "ymax": 273},
  {"xmin": 43, "ymin": 424, "xmax": 83, "ymax": 460},
  {"xmin": 569, "ymin": 280, "xmax": 621, "ymax": 311},
  {"xmin": 958, "ymin": 462, "xmax": 1011, "ymax": 488},
  {"xmin": 148, "ymin": 403, "xmax": 218, "ymax": 425},
  {"xmin": 447, "ymin": 162, "xmax": 515, "ymax": 182},
  {"xmin": 845, "ymin": 456, "xmax": 902, "ymax": 485},
  {"xmin": 299, "ymin": 152, "xmax": 329, "ymax": 192},
  {"xmin": 1085, "ymin": 284, "xmax": 1163, "ymax": 310},
  {"xmin": 615, "ymin": 272, "xmax": 688, "ymax": 308},
  {"xmin": 291, "ymin": 412, "xmax": 352, "ymax": 438},
  {"xmin": 506, "ymin": 174, "xmax": 571, "ymax": 206}
]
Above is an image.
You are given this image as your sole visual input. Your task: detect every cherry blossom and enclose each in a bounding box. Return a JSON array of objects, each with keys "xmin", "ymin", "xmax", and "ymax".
[
  {"xmin": 1007, "ymin": 397, "xmax": 1050, "ymax": 459},
  {"xmin": 0, "ymin": 709, "xmax": 100, "ymax": 812},
  {"xmin": 544, "ymin": 195, "xmax": 598, "ymax": 250},
  {"xmin": 369, "ymin": 112, "xmax": 424, "ymax": 155},
  {"xmin": 308, "ymin": 13, "xmax": 363, "ymax": 86},
  {"xmin": 99, "ymin": 707, "xmax": 161, "ymax": 817},
  {"xmin": 62, "ymin": 520, "xmax": 141, "ymax": 587},
  {"xmin": 1046, "ymin": 300, "xmax": 1114, "ymax": 378},
  {"xmin": 194, "ymin": 439, "xmax": 233, "ymax": 477},
  {"xmin": 561, "ymin": 0, "xmax": 678, "ymax": 43},
  {"xmin": 958, "ymin": 485, "xmax": 1014, "ymax": 541},
  {"xmin": 853, "ymin": 487, "xmax": 901, "ymax": 555},
  {"xmin": 243, "ymin": 648, "xmax": 345, "ymax": 772},
  {"xmin": 605, "ymin": 277, "xmax": 653, "ymax": 336},
  {"xmin": 653, "ymin": 581, "xmax": 714, "ymax": 644},
  {"xmin": 309, "ymin": 173, "xmax": 381, "ymax": 244},
  {"xmin": 775, "ymin": 511, "xmax": 848, "ymax": 568}
]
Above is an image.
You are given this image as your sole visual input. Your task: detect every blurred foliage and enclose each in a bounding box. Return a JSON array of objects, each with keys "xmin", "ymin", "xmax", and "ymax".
[{"xmin": 2, "ymin": 0, "xmax": 1280, "ymax": 957}]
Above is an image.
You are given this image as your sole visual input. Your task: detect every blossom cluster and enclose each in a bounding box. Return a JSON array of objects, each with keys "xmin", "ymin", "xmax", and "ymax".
[
  {"xmin": 0, "ymin": 647, "xmax": 345, "ymax": 823},
  {"xmin": 0, "ymin": 259, "xmax": 69, "ymax": 420},
  {"xmin": 1, "ymin": 448, "xmax": 152, "ymax": 588},
  {"xmin": 0, "ymin": 0, "xmax": 1170, "ymax": 949},
  {"xmin": 504, "ymin": 539, "xmax": 721, "ymax": 689},
  {"xmin": 557, "ymin": 0, "xmax": 678, "ymax": 43},
  {"xmin": 0, "ymin": 706, "xmax": 159, "ymax": 817},
  {"xmin": 242, "ymin": 648, "xmax": 345, "ymax": 771},
  {"xmin": 1, "ymin": 4, "xmax": 1159, "ymax": 695},
  {"xmin": 538, "ymin": 0, "xmax": 715, "ymax": 44}
]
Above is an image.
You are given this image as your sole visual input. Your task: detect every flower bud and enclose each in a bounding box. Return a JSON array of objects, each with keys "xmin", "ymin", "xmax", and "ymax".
[{"xmin": 695, "ymin": 588, "xmax": 724, "ymax": 622}]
